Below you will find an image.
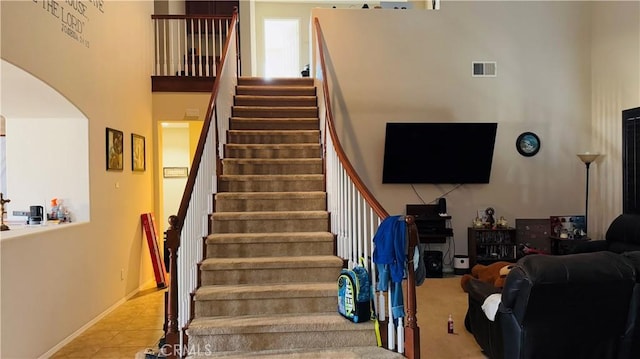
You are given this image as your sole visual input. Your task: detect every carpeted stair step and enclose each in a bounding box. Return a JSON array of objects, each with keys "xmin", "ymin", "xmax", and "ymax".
[
  {"xmin": 235, "ymin": 95, "xmax": 317, "ymax": 107},
  {"xmin": 237, "ymin": 77, "xmax": 314, "ymax": 87},
  {"xmin": 232, "ymin": 106, "xmax": 318, "ymax": 118},
  {"xmin": 186, "ymin": 346, "xmax": 405, "ymax": 359},
  {"xmin": 200, "ymin": 255, "xmax": 342, "ymax": 285},
  {"xmin": 228, "ymin": 130, "xmax": 319, "ymax": 144},
  {"xmin": 215, "ymin": 192, "xmax": 326, "ymax": 212},
  {"xmin": 186, "ymin": 313, "xmax": 377, "ymax": 353},
  {"xmin": 218, "ymin": 175, "xmax": 324, "ymax": 192},
  {"xmin": 212, "ymin": 211, "xmax": 328, "ymax": 233},
  {"xmin": 205, "ymin": 232, "xmax": 334, "ymax": 258},
  {"xmin": 224, "ymin": 144, "xmax": 321, "ymax": 159},
  {"xmin": 230, "ymin": 117, "xmax": 319, "ymax": 131},
  {"xmin": 236, "ymin": 85, "xmax": 316, "ymax": 97},
  {"xmin": 194, "ymin": 282, "xmax": 336, "ymax": 317},
  {"xmin": 222, "ymin": 158, "xmax": 322, "ymax": 175}
]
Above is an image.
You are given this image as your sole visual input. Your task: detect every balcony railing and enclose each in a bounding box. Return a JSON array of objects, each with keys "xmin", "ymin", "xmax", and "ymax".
[{"xmin": 151, "ymin": 15, "xmax": 233, "ymax": 77}]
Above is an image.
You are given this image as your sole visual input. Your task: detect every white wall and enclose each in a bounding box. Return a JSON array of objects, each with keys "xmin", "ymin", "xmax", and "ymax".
[
  {"xmin": 244, "ymin": 1, "xmax": 638, "ymax": 257},
  {"xmin": 162, "ymin": 125, "xmax": 190, "ymax": 226},
  {"xmin": 0, "ymin": 1, "xmax": 155, "ymax": 357},
  {"xmin": 590, "ymin": 1, "xmax": 640, "ymax": 235},
  {"xmin": 313, "ymin": 2, "xmax": 599, "ymax": 256},
  {"xmin": 5, "ymin": 117, "xmax": 89, "ymax": 222},
  {"xmin": 151, "ymin": 93, "xmax": 210, "ymax": 235}
]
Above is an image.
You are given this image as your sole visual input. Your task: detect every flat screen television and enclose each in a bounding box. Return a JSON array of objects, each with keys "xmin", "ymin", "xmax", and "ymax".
[{"xmin": 382, "ymin": 122, "xmax": 498, "ymax": 184}]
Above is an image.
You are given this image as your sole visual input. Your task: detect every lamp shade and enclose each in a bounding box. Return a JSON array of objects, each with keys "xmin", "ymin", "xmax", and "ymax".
[{"xmin": 577, "ymin": 153, "xmax": 601, "ymax": 164}]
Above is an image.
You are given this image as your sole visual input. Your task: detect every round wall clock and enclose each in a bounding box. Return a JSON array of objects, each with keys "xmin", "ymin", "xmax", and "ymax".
[{"xmin": 516, "ymin": 132, "xmax": 541, "ymax": 157}]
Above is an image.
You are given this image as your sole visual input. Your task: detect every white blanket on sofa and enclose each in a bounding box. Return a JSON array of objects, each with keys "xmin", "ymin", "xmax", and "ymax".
[{"xmin": 481, "ymin": 293, "xmax": 502, "ymax": 321}]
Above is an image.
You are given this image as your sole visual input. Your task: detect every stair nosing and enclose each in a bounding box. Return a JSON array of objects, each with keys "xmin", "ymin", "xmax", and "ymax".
[
  {"xmin": 206, "ymin": 232, "xmax": 334, "ymax": 244},
  {"xmin": 200, "ymin": 255, "xmax": 342, "ymax": 271},
  {"xmin": 195, "ymin": 282, "xmax": 337, "ymax": 300},
  {"xmin": 189, "ymin": 312, "xmax": 373, "ymax": 332}
]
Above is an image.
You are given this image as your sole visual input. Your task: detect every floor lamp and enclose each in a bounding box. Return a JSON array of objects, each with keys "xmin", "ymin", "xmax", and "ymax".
[{"xmin": 577, "ymin": 153, "xmax": 601, "ymax": 235}]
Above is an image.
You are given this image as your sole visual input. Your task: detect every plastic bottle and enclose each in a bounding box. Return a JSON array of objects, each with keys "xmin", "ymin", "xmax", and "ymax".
[
  {"xmin": 57, "ymin": 200, "xmax": 65, "ymax": 221},
  {"xmin": 448, "ymin": 314, "xmax": 454, "ymax": 334},
  {"xmin": 50, "ymin": 198, "xmax": 58, "ymax": 220}
]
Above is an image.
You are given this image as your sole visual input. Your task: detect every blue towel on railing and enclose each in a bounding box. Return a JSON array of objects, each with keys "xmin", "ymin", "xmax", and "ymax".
[{"xmin": 373, "ymin": 215, "xmax": 407, "ymax": 319}]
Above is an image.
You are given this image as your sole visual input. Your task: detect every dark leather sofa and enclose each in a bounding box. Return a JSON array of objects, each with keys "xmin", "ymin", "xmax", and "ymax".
[
  {"xmin": 572, "ymin": 213, "xmax": 640, "ymax": 253},
  {"xmin": 620, "ymin": 251, "xmax": 640, "ymax": 359},
  {"xmin": 464, "ymin": 251, "xmax": 638, "ymax": 359}
]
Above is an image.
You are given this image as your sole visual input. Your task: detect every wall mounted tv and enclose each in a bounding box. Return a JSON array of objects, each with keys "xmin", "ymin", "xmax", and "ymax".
[{"xmin": 382, "ymin": 122, "xmax": 498, "ymax": 184}]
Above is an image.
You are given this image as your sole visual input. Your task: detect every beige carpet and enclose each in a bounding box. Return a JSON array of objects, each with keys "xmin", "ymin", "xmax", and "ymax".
[{"xmin": 416, "ymin": 275, "xmax": 487, "ymax": 359}]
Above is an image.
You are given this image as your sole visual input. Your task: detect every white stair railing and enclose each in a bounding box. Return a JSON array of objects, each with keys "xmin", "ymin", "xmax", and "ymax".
[
  {"xmin": 314, "ymin": 17, "xmax": 420, "ymax": 359},
  {"xmin": 151, "ymin": 15, "xmax": 232, "ymax": 77},
  {"xmin": 162, "ymin": 12, "xmax": 238, "ymax": 359}
]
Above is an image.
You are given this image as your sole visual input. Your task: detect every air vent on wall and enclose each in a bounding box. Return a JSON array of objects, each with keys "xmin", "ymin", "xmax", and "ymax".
[{"xmin": 472, "ymin": 61, "xmax": 497, "ymax": 77}]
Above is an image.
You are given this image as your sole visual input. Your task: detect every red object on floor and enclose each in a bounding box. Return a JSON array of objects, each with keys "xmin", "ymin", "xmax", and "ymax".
[{"xmin": 141, "ymin": 213, "xmax": 167, "ymax": 289}]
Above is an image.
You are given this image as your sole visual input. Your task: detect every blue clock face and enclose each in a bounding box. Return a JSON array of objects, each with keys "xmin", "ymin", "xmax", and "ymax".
[{"xmin": 517, "ymin": 132, "xmax": 540, "ymax": 157}]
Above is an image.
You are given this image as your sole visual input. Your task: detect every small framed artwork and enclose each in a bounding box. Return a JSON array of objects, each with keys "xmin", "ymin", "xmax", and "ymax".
[
  {"xmin": 106, "ymin": 127, "xmax": 124, "ymax": 171},
  {"xmin": 163, "ymin": 167, "xmax": 188, "ymax": 178},
  {"xmin": 131, "ymin": 133, "xmax": 146, "ymax": 172}
]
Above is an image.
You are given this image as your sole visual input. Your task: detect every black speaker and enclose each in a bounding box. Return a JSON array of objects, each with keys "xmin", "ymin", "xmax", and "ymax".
[
  {"xmin": 424, "ymin": 250, "xmax": 443, "ymax": 278},
  {"xmin": 438, "ymin": 197, "xmax": 447, "ymax": 214}
]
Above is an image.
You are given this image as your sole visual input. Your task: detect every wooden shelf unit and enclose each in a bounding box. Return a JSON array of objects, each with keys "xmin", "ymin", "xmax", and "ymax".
[
  {"xmin": 406, "ymin": 204, "xmax": 453, "ymax": 244},
  {"xmin": 468, "ymin": 227, "xmax": 517, "ymax": 267}
]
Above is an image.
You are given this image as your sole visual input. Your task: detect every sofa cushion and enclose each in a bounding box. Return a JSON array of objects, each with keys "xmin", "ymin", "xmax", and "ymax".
[
  {"xmin": 622, "ymin": 251, "xmax": 640, "ymax": 276},
  {"xmin": 606, "ymin": 214, "xmax": 640, "ymax": 245},
  {"xmin": 498, "ymin": 252, "xmax": 636, "ymax": 359},
  {"xmin": 501, "ymin": 252, "xmax": 635, "ymax": 321}
]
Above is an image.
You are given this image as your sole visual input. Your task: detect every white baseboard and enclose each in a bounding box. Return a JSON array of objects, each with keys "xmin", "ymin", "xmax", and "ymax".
[{"xmin": 39, "ymin": 278, "xmax": 159, "ymax": 359}]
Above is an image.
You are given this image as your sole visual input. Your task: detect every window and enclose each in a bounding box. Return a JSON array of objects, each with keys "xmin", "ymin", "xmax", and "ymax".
[{"xmin": 264, "ymin": 19, "xmax": 300, "ymax": 78}]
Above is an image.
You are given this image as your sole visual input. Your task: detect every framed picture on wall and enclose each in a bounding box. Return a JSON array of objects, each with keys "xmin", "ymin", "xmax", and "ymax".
[
  {"xmin": 131, "ymin": 133, "xmax": 145, "ymax": 172},
  {"xmin": 106, "ymin": 127, "xmax": 124, "ymax": 171},
  {"xmin": 163, "ymin": 167, "xmax": 188, "ymax": 178}
]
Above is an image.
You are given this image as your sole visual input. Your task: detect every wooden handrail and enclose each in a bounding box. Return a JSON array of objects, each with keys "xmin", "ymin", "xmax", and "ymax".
[
  {"xmin": 313, "ymin": 17, "xmax": 420, "ymax": 359},
  {"xmin": 313, "ymin": 17, "xmax": 388, "ymax": 220},
  {"xmin": 151, "ymin": 14, "xmax": 233, "ymax": 20}
]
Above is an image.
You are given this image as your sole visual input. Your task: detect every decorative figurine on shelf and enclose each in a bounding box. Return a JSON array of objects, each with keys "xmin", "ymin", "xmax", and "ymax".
[
  {"xmin": 1, "ymin": 192, "xmax": 10, "ymax": 231},
  {"xmin": 497, "ymin": 216, "xmax": 508, "ymax": 229},
  {"xmin": 485, "ymin": 207, "xmax": 496, "ymax": 228},
  {"xmin": 473, "ymin": 217, "xmax": 484, "ymax": 228}
]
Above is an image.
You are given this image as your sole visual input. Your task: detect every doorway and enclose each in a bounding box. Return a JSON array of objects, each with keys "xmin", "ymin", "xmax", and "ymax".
[
  {"xmin": 157, "ymin": 120, "xmax": 203, "ymax": 235},
  {"xmin": 264, "ymin": 19, "xmax": 300, "ymax": 78}
]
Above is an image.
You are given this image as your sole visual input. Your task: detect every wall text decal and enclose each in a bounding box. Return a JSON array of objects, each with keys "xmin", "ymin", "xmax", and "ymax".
[{"xmin": 32, "ymin": 0, "xmax": 105, "ymax": 49}]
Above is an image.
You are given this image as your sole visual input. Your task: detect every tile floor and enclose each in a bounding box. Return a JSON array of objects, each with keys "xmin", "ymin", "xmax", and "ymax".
[{"xmin": 50, "ymin": 288, "xmax": 166, "ymax": 359}]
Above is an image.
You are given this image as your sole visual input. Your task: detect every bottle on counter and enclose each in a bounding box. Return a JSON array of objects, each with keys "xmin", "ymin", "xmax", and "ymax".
[{"xmin": 49, "ymin": 198, "xmax": 58, "ymax": 220}]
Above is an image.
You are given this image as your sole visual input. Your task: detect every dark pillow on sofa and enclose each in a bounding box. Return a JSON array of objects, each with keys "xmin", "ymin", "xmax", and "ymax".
[{"xmin": 606, "ymin": 214, "xmax": 640, "ymax": 245}]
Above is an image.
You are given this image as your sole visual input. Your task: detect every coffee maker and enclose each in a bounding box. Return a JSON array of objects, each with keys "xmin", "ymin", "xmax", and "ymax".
[{"xmin": 29, "ymin": 205, "xmax": 44, "ymax": 225}]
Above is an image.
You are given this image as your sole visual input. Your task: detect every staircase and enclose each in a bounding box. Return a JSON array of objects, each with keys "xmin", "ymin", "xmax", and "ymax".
[{"xmin": 185, "ymin": 78, "xmax": 403, "ymax": 358}]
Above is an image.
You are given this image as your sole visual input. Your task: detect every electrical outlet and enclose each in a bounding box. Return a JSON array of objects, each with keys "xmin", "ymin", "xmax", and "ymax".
[
  {"xmin": 120, "ymin": 269, "xmax": 125, "ymax": 281},
  {"xmin": 13, "ymin": 211, "xmax": 30, "ymax": 216}
]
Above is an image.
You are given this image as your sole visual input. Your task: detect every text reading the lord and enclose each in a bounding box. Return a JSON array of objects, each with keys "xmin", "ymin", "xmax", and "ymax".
[{"xmin": 33, "ymin": 0, "xmax": 105, "ymax": 49}]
